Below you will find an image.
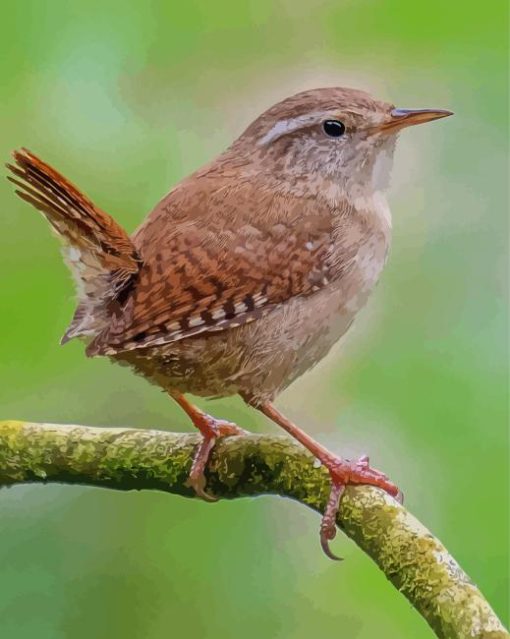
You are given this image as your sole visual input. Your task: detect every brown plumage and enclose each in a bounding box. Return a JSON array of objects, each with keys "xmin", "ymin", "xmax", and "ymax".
[
  {"xmin": 7, "ymin": 149, "xmax": 140, "ymax": 343},
  {"xmin": 7, "ymin": 87, "xmax": 452, "ymax": 557}
]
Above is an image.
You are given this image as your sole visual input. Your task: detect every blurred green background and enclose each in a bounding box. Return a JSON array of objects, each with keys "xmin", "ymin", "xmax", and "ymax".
[{"xmin": 0, "ymin": 1, "xmax": 508, "ymax": 637}]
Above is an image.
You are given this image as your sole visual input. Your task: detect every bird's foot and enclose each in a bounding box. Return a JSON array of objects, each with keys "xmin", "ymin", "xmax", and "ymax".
[
  {"xmin": 186, "ymin": 412, "xmax": 247, "ymax": 502},
  {"xmin": 319, "ymin": 454, "xmax": 403, "ymax": 560}
]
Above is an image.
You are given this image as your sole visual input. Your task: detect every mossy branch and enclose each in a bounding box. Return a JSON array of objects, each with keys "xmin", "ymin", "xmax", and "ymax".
[{"xmin": 0, "ymin": 419, "xmax": 506, "ymax": 639}]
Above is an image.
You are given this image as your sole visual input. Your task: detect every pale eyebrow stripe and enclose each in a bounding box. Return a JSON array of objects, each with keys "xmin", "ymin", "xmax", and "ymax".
[{"xmin": 258, "ymin": 112, "xmax": 332, "ymax": 146}]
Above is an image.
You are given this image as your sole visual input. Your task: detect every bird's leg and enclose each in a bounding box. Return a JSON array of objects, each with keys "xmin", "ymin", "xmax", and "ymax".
[
  {"xmin": 257, "ymin": 401, "xmax": 402, "ymax": 560},
  {"xmin": 169, "ymin": 391, "xmax": 247, "ymax": 501}
]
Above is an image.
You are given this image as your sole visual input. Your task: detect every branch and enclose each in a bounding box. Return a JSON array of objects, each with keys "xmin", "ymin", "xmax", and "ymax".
[{"xmin": 0, "ymin": 419, "xmax": 506, "ymax": 639}]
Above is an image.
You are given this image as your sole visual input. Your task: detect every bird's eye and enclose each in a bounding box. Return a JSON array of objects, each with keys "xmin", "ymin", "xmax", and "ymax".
[{"xmin": 322, "ymin": 120, "xmax": 346, "ymax": 138}]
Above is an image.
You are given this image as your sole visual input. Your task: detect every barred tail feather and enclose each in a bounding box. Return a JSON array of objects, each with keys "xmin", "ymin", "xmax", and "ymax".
[{"xmin": 6, "ymin": 148, "xmax": 140, "ymax": 343}]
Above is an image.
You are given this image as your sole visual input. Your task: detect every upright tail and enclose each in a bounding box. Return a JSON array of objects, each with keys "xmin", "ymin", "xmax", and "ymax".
[{"xmin": 6, "ymin": 148, "xmax": 140, "ymax": 344}]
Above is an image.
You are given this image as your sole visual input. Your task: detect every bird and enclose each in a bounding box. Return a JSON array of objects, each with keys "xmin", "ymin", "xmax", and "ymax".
[{"xmin": 6, "ymin": 87, "xmax": 452, "ymax": 558}]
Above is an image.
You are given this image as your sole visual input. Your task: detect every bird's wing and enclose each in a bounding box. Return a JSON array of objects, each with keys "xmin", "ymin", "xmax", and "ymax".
[{"xmin": 88, "ymin": 177, "xmax": 358, "ymax": 356}]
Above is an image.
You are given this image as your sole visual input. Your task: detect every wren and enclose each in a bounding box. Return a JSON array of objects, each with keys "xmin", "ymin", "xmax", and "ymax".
[{"xmin": 7, "ymin": 87, "xmax": 452, "ymax": 558}]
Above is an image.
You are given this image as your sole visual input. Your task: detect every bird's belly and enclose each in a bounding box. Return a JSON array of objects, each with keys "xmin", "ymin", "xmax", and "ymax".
[
  {"xmin": 248, "ymin": 268, "xmax": 380, "ymax": 398},
  {"xmin": 116, "ymin": 253, "xmax": 385, "ymax": 404}
]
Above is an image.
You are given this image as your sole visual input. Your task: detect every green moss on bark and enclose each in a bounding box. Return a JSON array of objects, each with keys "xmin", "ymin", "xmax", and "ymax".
[{"xmin": 0, "ymin": 419, "xmax": 506, "ymax": 639}]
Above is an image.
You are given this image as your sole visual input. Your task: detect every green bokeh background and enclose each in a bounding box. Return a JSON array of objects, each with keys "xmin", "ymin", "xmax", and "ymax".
[{"xmin": 1, "ymin": 1, "xmax": 508, "ymax": 637}]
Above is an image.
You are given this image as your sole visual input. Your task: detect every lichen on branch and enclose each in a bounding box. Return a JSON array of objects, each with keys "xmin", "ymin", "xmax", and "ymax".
[{"xmin": 0, "ymin": 419, "xmax": 507, "ymax": 639}]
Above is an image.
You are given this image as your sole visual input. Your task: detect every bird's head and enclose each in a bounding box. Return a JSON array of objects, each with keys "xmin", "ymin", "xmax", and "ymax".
[{"xmin": 233, "ymin": 87, "xmax": 452, "ymax": 197}]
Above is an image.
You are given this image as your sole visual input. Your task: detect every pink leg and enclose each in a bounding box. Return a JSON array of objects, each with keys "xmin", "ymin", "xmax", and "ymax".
[
  {"xmin": 258, "ymin": 402, "xmax": 402, "ymax": 559},
  {"xmin": 170, "ymin": 391, "xmax": 247, "ymax": 501}
]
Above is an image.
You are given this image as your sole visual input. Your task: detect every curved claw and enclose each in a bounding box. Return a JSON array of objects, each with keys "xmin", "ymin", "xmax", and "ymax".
[
  {"xmin": 195, "ymin": 487, "xmax": 218, "ymax": 503},
  {"xmin": 320, "ymin": 527, "xmax": 343, "ymax": 561},
  {"xmin": 186, "ymin": 415, "xmax": 247, "ymax": 503},
  {"xmin": 187, "ymin": 476, "xmax": 219, "ymax": 503},
  {"xmin": 319, "ymin": 482, "xmax": 345, "ymax": 561},
  {"xmin": 317, "ymin": 456, "xmax": 402, "ymax": 560}
]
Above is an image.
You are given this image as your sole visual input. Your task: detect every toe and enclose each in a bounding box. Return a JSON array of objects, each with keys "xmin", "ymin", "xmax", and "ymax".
[
  {"xmin": 341, "ymin": 458, "xmax": 400, "ymax": 499},
  {"xmin": 319, "ymin": 481, "xmax": 345, "ymax": 560},
  {"xmin": 357, "ymin": 454, "xmax": 370, "ymax": 467},
  {"xmin": 214, "ymin": 419, "xmax": 248, "ymax": 437}
]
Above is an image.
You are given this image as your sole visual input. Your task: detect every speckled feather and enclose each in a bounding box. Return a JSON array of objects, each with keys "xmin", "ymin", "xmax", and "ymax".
[
  {"xmin": 92, "ymin": 178, "xmax": 351, "ymax": 355},
  {"xmin": 7, "ymin": 87, "xmax": 397, "ymax": 403}
]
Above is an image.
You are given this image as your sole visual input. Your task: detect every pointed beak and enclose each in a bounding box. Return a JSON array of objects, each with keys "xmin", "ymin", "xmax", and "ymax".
[{"xmin": 377, "ymin": 108, "xmax": 453, "ymax": 133}]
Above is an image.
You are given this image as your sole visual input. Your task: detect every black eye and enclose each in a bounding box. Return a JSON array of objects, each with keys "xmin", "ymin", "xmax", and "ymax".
[{"xmin": 323, "ymin": 120, "xmax": 346, "ymax": 138}]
